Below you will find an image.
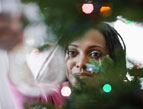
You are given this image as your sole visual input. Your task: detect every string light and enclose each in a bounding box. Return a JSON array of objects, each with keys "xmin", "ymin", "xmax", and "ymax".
[
  {"xmin": 100, "ymin": 6, "xmax": 111, "ymax": 17},
  {"xmin": 61, "ymin": 86, "xmax": 71, "ymax": 97},
  {"xmin": 125, "ymin": 20, "xmax": 133, "ymax": 24},
  {"xmin": 86, "ymin": 64, "xmax": 99, "ymax": 74},
  {"xmin": 82, "ymin": 3, "xmax": 94, "ymax": 14},
  {"xmin": 136, "ymin": 65, "xmax": 140, "ymax": 69},
  {"xmin": 103, "ymin": 84, "xmax": 112, "ymax": 93}
]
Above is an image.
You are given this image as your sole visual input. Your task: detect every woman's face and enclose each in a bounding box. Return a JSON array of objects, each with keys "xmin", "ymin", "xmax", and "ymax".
[{"xmin": 65, "ymin": 29, "xmax": 109, "ymax": 84}]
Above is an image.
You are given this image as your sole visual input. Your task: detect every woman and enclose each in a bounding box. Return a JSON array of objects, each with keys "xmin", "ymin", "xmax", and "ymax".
[{"xmin": 65, "ymin": 22, "xmax": 126, "ymax": 84}]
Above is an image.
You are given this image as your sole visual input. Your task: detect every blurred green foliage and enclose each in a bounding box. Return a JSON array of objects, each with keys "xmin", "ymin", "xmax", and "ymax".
[{"xmin": 22, "ymin": 0, "xmax": 143, "ymax": 46}]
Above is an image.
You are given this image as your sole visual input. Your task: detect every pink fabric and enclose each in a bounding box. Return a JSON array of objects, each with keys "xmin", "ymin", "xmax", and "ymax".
[{"xmin": 7, "ymin": 77, "xmax": 66, "ymax": 109}]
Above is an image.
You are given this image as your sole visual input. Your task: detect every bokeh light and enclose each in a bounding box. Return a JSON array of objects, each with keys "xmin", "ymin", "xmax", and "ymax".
[
  {"xmin": 103, "ymin": 84, "xmax": 112, "ymax": 93},
  {"xmin": 125, "ymin": 20, "xmax": 133, "ymax": 24},
  {"xmin": 82, "ymin": 3, "xmax": 94, "ymax": 14},
  {"xmin": 61, "ymin": 86, "xmax": 71, "ymax": 97},
  {"xmin": 86, "ymin": 64, "xmax": 99, "ymax": 74},
  {"xmin": 100, "ymin": 6, "xmax": 111, "ymax": 17}
]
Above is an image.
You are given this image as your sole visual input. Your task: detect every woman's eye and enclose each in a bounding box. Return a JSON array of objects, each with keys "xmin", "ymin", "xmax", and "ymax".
[
  {"xmin": 89, "ymin": 51, "xmax": 102, "ymax": 59},
  {"xmin": 67, "ymin": 50, "xmax": 77, "ymax": 57}
]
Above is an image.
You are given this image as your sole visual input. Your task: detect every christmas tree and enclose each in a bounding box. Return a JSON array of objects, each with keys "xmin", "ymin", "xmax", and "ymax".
[
  {"xmin": 22, "ymin": 0, "xmax": 143, "ymax": 46},
  {"xmin": 25, "ymin": 56, "xmax": 143, "ymax": 109},
  {"xmin": 21, "ymin": 0, "xmax": 143, "ymax": 108},
  {"xmin": 63, "ymin": 57, "xmax": 143, "ymax": 109}
]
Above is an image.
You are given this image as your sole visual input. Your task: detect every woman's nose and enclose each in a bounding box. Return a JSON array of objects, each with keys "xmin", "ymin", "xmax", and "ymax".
[{"xmin": 76, "ymin": 54, "xmax": 88, "ymax": 70}]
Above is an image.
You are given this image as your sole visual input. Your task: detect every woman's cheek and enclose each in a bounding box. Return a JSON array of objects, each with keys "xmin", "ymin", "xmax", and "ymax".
[{"xmin": 66, "ymin": 59, "xmax": 75, "ymax": 73}]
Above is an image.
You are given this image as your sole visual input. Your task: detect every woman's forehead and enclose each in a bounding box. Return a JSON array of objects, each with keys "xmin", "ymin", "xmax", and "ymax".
[{"xmin": 69, "ymin": 29, "xmax": 107, "ymax": 48}]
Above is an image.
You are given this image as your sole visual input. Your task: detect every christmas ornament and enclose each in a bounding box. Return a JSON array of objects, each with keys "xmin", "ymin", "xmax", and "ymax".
[{"xmin": 86, "ymin": 63, "xmax": 100, "ymax": 74}]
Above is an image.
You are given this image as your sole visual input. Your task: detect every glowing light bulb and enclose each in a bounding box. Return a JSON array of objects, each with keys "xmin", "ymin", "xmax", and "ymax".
[
  {"xmin": 31, "ymin": 49, "xmax": 40, "ymax": 54},
  {"xmin": 100, "ymin": 6, "xmax": 111, "ymax": 17},
  {"xmin": 61, "ymin": 86, "xmax": 71, "ymax": 97},
  {"xmin": 125, "ymin": 20, "xmax": 133, "ymax": 24},
  {"xmin": 82, "ymin": 3, "xmax": 94, "ymax": 14},
  {"xmin": 86, "ymin": 64, "xmax": 99, "ymax": 74},
  {"xmin": 103, "ymin": 84, "xmax": 112, "ymax": 93}
]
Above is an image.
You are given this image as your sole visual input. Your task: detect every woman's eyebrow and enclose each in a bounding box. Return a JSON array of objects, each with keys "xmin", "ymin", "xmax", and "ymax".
[
  {"xmin": 88, "ymin": 45, "xmax": 104, "ymax": 49},
  {"xmin": 69, "ymin": 44, "xmax": 78, "ymax": 48}
]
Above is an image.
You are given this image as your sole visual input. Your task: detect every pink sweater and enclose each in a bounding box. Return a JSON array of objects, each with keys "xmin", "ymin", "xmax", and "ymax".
[{"xmin": 7, "ymin": 78, "xmax": 66, "ymax": 109}]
